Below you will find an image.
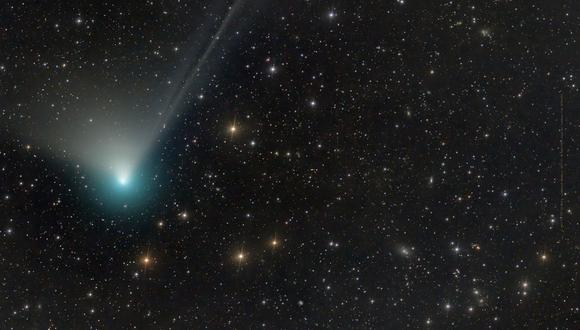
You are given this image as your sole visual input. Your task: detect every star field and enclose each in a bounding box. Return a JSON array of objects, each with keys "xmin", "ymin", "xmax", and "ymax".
[{"xmin": 0, "ymin": 0, "xmax": 579, "ymax": 328}]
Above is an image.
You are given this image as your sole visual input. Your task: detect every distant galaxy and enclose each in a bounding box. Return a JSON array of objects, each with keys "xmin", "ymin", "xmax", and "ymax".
[{"xmin": 0, "ymin": 0, "xmax": 578, "ymax": 328}]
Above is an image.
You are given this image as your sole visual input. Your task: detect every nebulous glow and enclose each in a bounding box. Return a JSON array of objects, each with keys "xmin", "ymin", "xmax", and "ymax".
[
  {"xmin": 118, "ymin": 174, "xmax": 129, "ymax": 186},
  {"xmin": 113, "ymin": 165, "xmax": 133, "ymax": 187},
  {"xmin": 10, "ymin": 0, "xmax": 250, "ymax": 203}
]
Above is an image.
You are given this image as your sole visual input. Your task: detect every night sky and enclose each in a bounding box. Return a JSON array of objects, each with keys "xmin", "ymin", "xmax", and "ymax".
[{"xmin": 1, "ymin": 0, "xmax": 579, "ymax": 328}]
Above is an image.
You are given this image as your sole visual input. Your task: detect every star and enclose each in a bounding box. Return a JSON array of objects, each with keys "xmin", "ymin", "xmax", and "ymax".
[
  {"xmin": 140, "ymin": 255, "xmax": 152, "ymax": 269},
  {"xmin": 235, "ymin": 246, "xmax": 248, "ymax": 269}
]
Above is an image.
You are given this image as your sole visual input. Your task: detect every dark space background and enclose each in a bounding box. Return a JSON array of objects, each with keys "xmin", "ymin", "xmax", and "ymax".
[{"xmin": 0, "ymin": 0, "xmax": 579, "ymax": 328}]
